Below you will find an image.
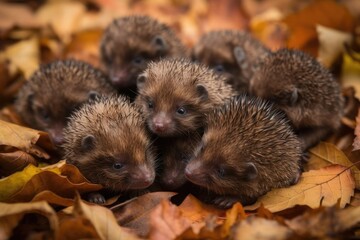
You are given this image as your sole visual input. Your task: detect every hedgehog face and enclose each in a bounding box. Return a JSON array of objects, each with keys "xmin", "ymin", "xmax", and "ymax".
[
  {"xmin": 185, "ymin": 133, "xmax": 258, "ymax": 195},
  {"xmin": 159, "ymin": 135, "xmax": 200, "ymax": 190},
  {"xmin": 71, "ymin": 132, "xmax": 156, "ymax": 192},
  {"xmin": 100, "ymin": 17, "xmax": 174, "ymax": 91}
]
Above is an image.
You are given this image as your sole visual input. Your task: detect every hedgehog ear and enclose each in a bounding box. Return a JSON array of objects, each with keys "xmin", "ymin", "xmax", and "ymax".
[
  {"xmin": 88, "ymin": 91, "xmax": 99, "ymax": 101},
  {"xmin": 196, "ymin": 84, "xmax": 208, "ymax": 101},
  {"xmin": 244, "ymin": 162, "xmax": 258, "ymax": 181},
  {"xmin": 233, "ymin": 46, "xmax": 246, "ymax": 66},
  {"xmin": 81, "ymin": 135, "xmax": 96, "ymax": 151},
  {"xmin": 152, "ymin": 36, "xmax": 167, "ymax": 53},
  {"xmin": 137, "ymin": 73, "xmax": 147, "ymax": 90},
  {"xmin": 289, "ymin": 88, "xmax": 298, "ymax": 106}
]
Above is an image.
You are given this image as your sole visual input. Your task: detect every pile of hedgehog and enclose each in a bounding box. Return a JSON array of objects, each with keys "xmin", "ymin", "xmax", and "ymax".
[{"xmin": 15, "ymin": 15, "xmax": 343, "ymax": 208}]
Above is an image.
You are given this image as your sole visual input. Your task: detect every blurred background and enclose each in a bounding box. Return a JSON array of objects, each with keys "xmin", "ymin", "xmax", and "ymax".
[{"xmin": 0, "ymin": 0, "xmax": 359, "ymax": 107}]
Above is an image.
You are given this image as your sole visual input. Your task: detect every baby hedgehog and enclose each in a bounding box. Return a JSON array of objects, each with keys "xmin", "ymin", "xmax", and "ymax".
[
  {"xmin": 100, "ymin": 15, "xmax": 188, "ymax": 96},
  {"xmin": 63, "ymin": 95, "xmax": 156, "ymax": 204},
  {"xmin": 15, "ymin": 59, "xmax": 116, "ymax": 147},
  {"xmin": 185, "ymin": 95, "xmax": 302, "ymax": 209},
  {"xmin": 135, "ymin": 58, "xmax": 236, "ymax": 137},
  {"xmin": 249, "ymin": 49, "xmax": 344, "ymax": 151},
  {"xmin": 158, "ymin": 132, "xmax": 202, "ymax": 190},
  {"xmin": 192, "ymin": 30, "xmax": 271, "ymax": 92}
]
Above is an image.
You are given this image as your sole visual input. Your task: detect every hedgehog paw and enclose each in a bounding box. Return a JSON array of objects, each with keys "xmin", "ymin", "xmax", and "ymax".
[{"xmin": 87, "ymin": 192, "xmax": 106, "ymax": 204}]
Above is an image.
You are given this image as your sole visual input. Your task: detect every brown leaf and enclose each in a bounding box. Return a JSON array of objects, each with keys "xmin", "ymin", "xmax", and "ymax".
[
  {"xmin": 63, "ymin": 29, "xmax": 104, "ymax": 68},
  {"xmin": 0, "ymin": 201, "xmax": 58, "ymax": 239},
  {"xmin": 0, "ymin": 37, "xmax": 40, "ymax": 79},
  {"xmin": 307, "ymin": 142, "xmax": 360, "ymax": 189},
  {"xmin": 245, "ymin": 165, "xmax": 355, "ymax": 212},
  {"xmin": 113, "ymin": 191, "xmax": 176, "ymax": 237},
  {"xmin": 285, "ymin": 205, "xmax": 360, "ymax": 238},
  {"xmin": 231, "ymin": 216, "xmax": 293, "ymax": 240},
  {"xmin": 0, "ymin": 120, "xmax": 53, "ymax": 160},
  {"xmin": 149, "ymin": 200, "xmax": 192, "ymax": 240},
  {"xmin": 283, "ymin": 0, "xmax": 355, "ymax": 57},
  {"xmin": 177, "ymin": 195, "xmax": 225, "ymax": 233},
  {"xmin": 7, "ymin": 164, "xmax": 102, "ymax": 203},
  {"xmin": 59, "ymin": 195, "xmax": 140, "ymax": 240},
  {"xmin": 0, "ymin": 2, "xmax": 40, "ymax": 31},
  {"xmin": 0, "ymin": 150, "xmax": 38, "ymax": 177}
]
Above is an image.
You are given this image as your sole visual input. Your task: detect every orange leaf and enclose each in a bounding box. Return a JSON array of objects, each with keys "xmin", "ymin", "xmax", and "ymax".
[{"xmin": 245, "ymin": 165, "xmax": 355, "ymax": 212}]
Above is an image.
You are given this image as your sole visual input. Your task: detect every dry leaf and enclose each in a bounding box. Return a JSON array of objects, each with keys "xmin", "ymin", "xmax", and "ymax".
[
  {"xmin": 286, "ymin": 205, "xmax": 360, "ymax": 238},
  {"xmin": 307, "ymin": 142, "xmax": 360, "ymax": 189},
  {"xmin": 317, "ymin": 25, "xmax": 353, "ymax": 68},
  {"xmin": 245, "ymin": 165, "xmax": 355, "ymax": 212},
  {"xmin": 60, "ymin": 195, "xmax": 140, "ymax": 240},
  {"xmin": 36, "ymin": 1, "xmax": 86, "ymax": 43},
  {"xmin": 0, "ymin": 119, "xmax": 53, "ymax": 160},
  {"xmin": 0, "ymin": 201, "xmax": 58, "ymax": 239},
  {"xmin": 0, "ymin": 2, "xmax": 40, "ymax": 31},
  {"xmin": 231, "ymin": 216, "xmax": 293, "ymax": 240},
  {"xmin": 6, "ymin": 163, "xmax": 102, "ymax": 203},
  {"xmin": 149, "ymin": 200, "xmax": 192, "ymax": 240},
  {"xmin": 113, "ymin": 191, "xmax": 176, "ymax": 237},
  {"xmin": 0, "ymin": 37, "xmax": 40, "ymax": 79},
  {"xmin": 283, "ymin": 0, "xmax": 355, "ymax": 56},
  {"xmin": 0, "ymin": 150, "xmax": 38, "ymax": 177}
]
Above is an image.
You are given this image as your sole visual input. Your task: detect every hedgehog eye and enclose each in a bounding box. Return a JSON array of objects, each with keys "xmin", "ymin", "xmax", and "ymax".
[
  {"xmin": 148, "ymin": 101, "xmax": 154, "ymax": 109},
  {"xmin": 132, "ymin": 55, "xmax": 145, "ymax": 65},
  {"xmin": 37, "ymin": 107, "xmax": 51, "ymax": 122},
  {"xmin": 214, "ymin": 64, "xmax": 225, "ymax": 73},
  {"xmin": 217, "ymin": 167, "xmax": 225, "ymax": 178},
  {"xmin": 176, "ymin": 107, "xmax": 187, "ymax": 115},
  {"xmin": 113, "ymin": 162, "xmax": 124, "ymax": 170}
]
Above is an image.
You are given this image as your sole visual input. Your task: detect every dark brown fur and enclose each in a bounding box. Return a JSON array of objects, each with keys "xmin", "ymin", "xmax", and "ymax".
[
  {"xmin": 63, "ymin": 95, "xmax": 157, "ymax": 203},
  {"xmin": 249, "ymin": 49, "xmax": 344, "ymax": 151},
  {"xmin": 135, "ymin": 58, "xmax": 236, "ymax": 137},
  {"xmin": 192, "ymin": 30, "xmax": 271, "ymax": 92},
  {"xmin": 158, "ymin": 132, "xmax": 202, "ymax": 190},
  {"xmin": 185, "ymin": 95, "xmax": 302, "ymax": 208},
  {"xmin": 15, "ymin": 59, "xmax": 116, "ymax": 147},
  {"xmin": 100, "ymin": 15, "xmax": 188, "ymax": 95}
]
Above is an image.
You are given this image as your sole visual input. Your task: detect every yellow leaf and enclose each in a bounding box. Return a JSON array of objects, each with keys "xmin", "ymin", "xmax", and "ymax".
[
  {"xmin": 0, "ymin": 37, "xmax": 40, "ymax": 79},
  {"xmin": 232, "ymin": 216, "xmax": 292, "ymax": 240},
  {"xmin": 307, "ymin": 142, "xmax": 360, "ymax": 189},
  {"xmin": 0, "ymin": 201, "xmax": 58, "ymax": 239},
  {"xmin": 245, "ymin": 165, "xmax": 355, "ymax": 212},
  {"xmin": 0, "ymin": 120, "xmax": 52, "ymax": 159},
  {"xmin": 0, "ymin": 163, "xmax": 60, "ymax": 201},
  {"xmin": 68, "ymin": 195, "xmax": 139, "ymax": 240},
  {"xmin": 317, "ymin": 25, "xmax": 352, "ymax": 68}
]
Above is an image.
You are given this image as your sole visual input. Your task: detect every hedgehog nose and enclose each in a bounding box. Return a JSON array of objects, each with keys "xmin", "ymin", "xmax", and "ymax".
[
  {"xmin": 49, "ymin": 129, "xmax": 64, "ymax": 146},
  {"xmin": 154, "ymin": 122, "xmax": 166, "ymax": 132}
]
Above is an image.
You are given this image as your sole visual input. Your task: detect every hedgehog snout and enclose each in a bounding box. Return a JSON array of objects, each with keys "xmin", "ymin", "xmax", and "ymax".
[
  {"xmin": 152, "ymin": 112, "xmax": 172, "ymax": 133},
  {"xmin": 129, "ymin": 165, "xmax": 155, "ymax": 189},
  {"xmin": 185, "ymin": 160, "xmax": 207, "ymax": 185}
]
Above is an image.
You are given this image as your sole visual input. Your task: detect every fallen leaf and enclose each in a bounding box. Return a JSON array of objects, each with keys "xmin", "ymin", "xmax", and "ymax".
[
  {"xmin": 177, "ymin": 194, "xmax": 225, "ymax": 233},
  {"xmin": 149, "ymin": 200, "xmax": 192, "ymax": 240},
  {"xmin": 0, "ymin": 37, "xmax": 40, "ymax": 79},
  {"xmin": 307, "ymin": 142, "xmax": 360, "ymax": 189},
  {"xmin": 0, "ymin": 119, "xmax": 53, "ymax": 160},
  {"xmin": 60, "ymin": 195, "xmax": 139, "ymax": 240},
  {"xmin": 0, "ymin": 150, "xmax": 38, "ymax": 177},
  {"xmin": 6, "ymin": 163, "xmax": 102, "ymax": 203},
  {"xmin": 317, "ymin": 25, "xmax": 353, "ymax": 68},
  {"xmin": 0, "ymin": 2, "xmax": 40, "ymax": 31},
  {"xmin": 0, "ymin": 164, "xmax": 59, "ymax": 201},
  {"xmin": 354, "ymin": 109, "xmax": 360, "ymax": 151},
  {"xmin": 0, "ymin": 201, "xmax": 58, "ymax": 240},
  {"xmin": 231, "ymin": 216, "xmax": 293, "ymax": 240},
  {"xmin": 286, "ymin": 205, "xmax": 360, "ymax": 238},
  {"xmin": 113, "ymin": 191, "xmax": 176, "ymax": 237},
  {"xmin": 245, "ymin": 165, "xmax": 355, "ymax": 212},
  {"xmin": 36, "ymin": 1, "xmax": 86, "ymax": 43},
  {"xmin": 283, "ymin": 0, "xmax": 355, "ymax": 57}
]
